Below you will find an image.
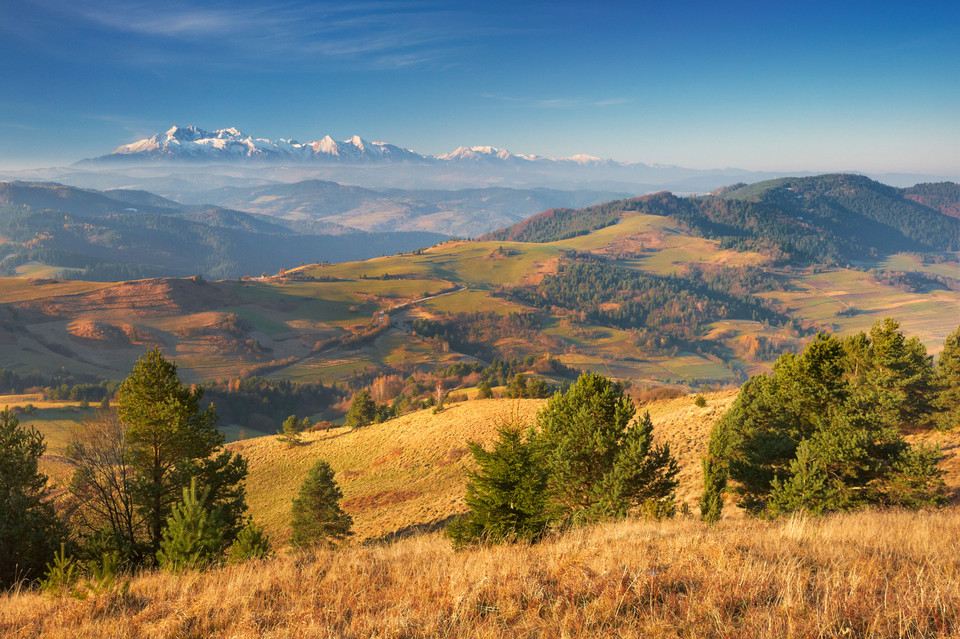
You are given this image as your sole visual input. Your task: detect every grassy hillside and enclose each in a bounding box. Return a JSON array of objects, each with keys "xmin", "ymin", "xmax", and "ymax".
[
  {"xmin": 0, "ymin": 174, "xmax": 955, "ymax": 402},
  {"xmin": 4, "ymin": 510, "xmax": 959, "ymax": 637},
  {"xmin": 226, "ymin": 393, "xmax": 739, "ymax": 543},
  {"xmin": 0, "ymin": 181, "xmax": 445, "ymax": 280}
]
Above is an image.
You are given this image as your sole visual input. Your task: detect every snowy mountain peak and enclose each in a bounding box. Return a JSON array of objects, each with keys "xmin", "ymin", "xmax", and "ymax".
[
  {"xmin": 214, "ymin": 127, "xmax": 244, "ymax": 139},
  {"xmin": 89, "ymin": 125, "xmax": 616, "ymax": 167},
  {"xmin": 436, "ymin": 145, "xmax": 515, "ymax": 161},
  {"xmin": 164, "ymin": 125, "xmax": 208, "ymax": 142},
  {"xmin": 562, "ymin": 154, "xmax": 605, "ymax": 165}
]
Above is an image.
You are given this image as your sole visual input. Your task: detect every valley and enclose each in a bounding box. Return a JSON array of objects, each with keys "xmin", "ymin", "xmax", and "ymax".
[
  {"xmin": 2, "ymin": 174, "xmax": 955, "ymax": 549},
  {"xmin": 0, "ymin": 175, "xmax": 955, "ymax": 400}
]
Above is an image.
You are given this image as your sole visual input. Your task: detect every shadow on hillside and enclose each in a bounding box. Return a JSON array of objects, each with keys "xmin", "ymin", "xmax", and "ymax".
[{"xmin": 363, "ymin": 513, "xmax": 466, "ymax": 546}]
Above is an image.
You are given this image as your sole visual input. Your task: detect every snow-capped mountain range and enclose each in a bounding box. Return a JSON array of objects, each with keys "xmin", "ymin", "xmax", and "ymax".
[{"xmin": 88, "ymin": 125, "xmax": 614, "ymax": 166}]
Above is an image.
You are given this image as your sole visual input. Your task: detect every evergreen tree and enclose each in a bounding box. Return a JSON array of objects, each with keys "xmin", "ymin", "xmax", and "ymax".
[
  {"xmin": 157, "ymin": 479, "xmax": 224, "ymax": 572},
  {"xmin": 116, "ymin": 348, "xmax": 248, "ymax": 557},
  {"xmin": 0, "ymin": 408, "xmax": 66, "ymax": 588},
  {"xmin": 476, "ymin": 380, "xmax": 493, "ymax": 399},
  {"xmin": 225, "ymin": 520, "xmax": 272, "ymax": 564},
  {"xmin": 506, "ymin": 374, "xmax": 528, "ymax": 399},
  {"xmin": 277, "ymin": 415, "xmax": 305, "ymax": 446},
  {"xmin": 446, "ymin": 422, "xmax": 549, "ymax": 546},
  {"xmin": 344, "ymin": 390, "xmax": 376, "ymax": 428},
  {"xmin": 847, "ymin": 318, "xmax": 934, "ymax": 429},
  {"xmin": 289, "ymin": 460, "xmax": 353, "ymax": 547},
  {"xmin": 700, "ymin": 320, "xmax": 946, "ymax": 520},
  {"xmin": 536, "ymin": 372, "xmax": 678, "ymax": 524},
  {"xmin": 526, "ymin": 377, "xmax": 552, "ymax": 399},
  {"xmin": 933, "ymin": 326, "xmax": 960, "ymax": 430}
]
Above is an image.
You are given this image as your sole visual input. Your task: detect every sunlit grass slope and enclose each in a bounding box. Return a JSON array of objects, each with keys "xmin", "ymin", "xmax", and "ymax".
[
  {"xmin": 234, "ymin": 392, "xmax": 742, "ymax": 543},
  {"xmin": 4, "ymin": 510, "xmax": 959, "ymax": 637},
  {"xmin": 234, "ymin": 398, "xmax": 544, "ymax": 543}
]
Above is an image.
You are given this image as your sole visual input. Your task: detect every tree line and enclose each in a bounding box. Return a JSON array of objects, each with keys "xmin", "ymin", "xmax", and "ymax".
[
  {"xmin": 448, "ymin": 372, "xmax": 679, "ymax": 545},
  {"xmin": 0, "ymin": 349, "xmax": 354, "ymax": 592},
  {"xmin": 505, "ymin": 256, "xmax": 788, "ymax": 345},
  {"xmin": 701, "ymin": 320, "xmax": 959, "ymax": 521}
]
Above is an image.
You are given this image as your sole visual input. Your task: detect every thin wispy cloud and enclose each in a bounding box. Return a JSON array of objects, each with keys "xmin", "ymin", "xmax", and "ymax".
[
  {"xmin": 22, "ymin": 1, "xmax": 509, "ymax": 70},
  {"xmin": 481, "ymin": 94, "xmax": 631, "ymax": 108}
]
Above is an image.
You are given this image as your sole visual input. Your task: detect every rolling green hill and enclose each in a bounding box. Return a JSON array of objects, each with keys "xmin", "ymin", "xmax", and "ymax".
[
  {"xmin": 482, "ymin": 174, "xmax": 959, "ymax": 264},
  {"xmin": 0, "ymin": 181, "xmax": 445, "ymax": 280},
  {"xmin": 0, "ymin": 174, "xmax": 954, "ymax": 427}
]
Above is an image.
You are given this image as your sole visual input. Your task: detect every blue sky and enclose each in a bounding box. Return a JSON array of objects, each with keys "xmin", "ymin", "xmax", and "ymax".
[{"xmin": 1, "ymin": 0, "xmax": 958, "ymax": 175}]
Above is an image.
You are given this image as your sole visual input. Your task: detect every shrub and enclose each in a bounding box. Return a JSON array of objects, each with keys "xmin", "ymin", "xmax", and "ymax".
[
  {"xmin": 225, "ymin": 521, "xmax": 272, "ymax": 563},
  {"xmin": 39, "ymin": 544, "xmax": 79, "ymax": 596},
  {"xmin": 157, "ymin": 479, "xmax": 225, "ymax": 572}
]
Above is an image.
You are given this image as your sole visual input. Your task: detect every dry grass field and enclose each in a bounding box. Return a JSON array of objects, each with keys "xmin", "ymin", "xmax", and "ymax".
[
  {"xmin": 232, "ymin": 392, "xmax": 740, "ymax": 544},
  {"xmin": 235, "ymin": 391, "xmax": 960, "ymax": 544},
  {"xmin": 6, "ymin": 391, "xmax": 960, "ymax": 638},
  {"xmin": 35, "ymin": 391, "xmax": 960, "ymax": 546},
  {"xmin": 3, "ymin": 509, "xmax": 959, "ymax": 637}
]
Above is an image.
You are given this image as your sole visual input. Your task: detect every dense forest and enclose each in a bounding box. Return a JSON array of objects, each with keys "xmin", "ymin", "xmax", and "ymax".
[
  {"xmin": 481, "ymin": 174, "xmax": 960, "ymax": 265},
  {"xmin": 478, "ymin": 198, "xmax": 637, "ymax": 243},
  {"xmin": 411, "ymin": 311, "xmax": 566, "ymax": 361},
  {"xmin": 0, "ymin": 367, "xmax": 114, "ymax": 399},
  {"xmin": 900, "ymin": 182, "xmax": 960, "ymax": 218},
  {"xmin": 201, "ymin": 377, "xmax": 345, "ymax": 433},
  {"xmin": 503, "ymin": 255, "xmax": 791, "ymax": 349}
]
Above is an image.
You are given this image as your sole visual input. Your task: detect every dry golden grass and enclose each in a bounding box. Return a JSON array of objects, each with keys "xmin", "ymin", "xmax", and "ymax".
[
  {"xmin": 3, "ymin": 509, "xmax": 959, "ymax": 638},
  {"xmin": 641, "ymin": 390, "xmax": 739, "ymax": 510},
  {"xmin": 234, "ymin": 399, "xmax": 546, "ymax": 543},
  {"xmin": 233, "ymin": 392, "xmax": 739, "ymax": 544}
]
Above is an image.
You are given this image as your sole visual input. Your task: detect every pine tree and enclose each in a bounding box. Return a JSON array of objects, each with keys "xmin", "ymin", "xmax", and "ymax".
[
  {"xmin": 701, "ymin": 320, "xmax": 946, "ymax": 520},
  {"xmin": 277, "ymin": 415, "xmax": 305, "ymax": 447},
  {"xmin": 476, "ymin": 380, "xmax": 493, "ymax": 399},
  {"xmin": 344, "ymin": 390, "xmax": 376, "ymax": 428},
  {"xmin": 536, "ymin": 372, "xmax": 678, "ymax": 524},
  {"xmin": 156, "ymin": 478, "xmax": 224, "ymax": 572},
  {"xmin": 0, "ymin": 408, "xmax": 66, "ymax": 588},
  {"xmin": 526, "ymin": 377, "xmax": 552, "ymax": 399},
  {"xmin": 289, "ymin": 460, "xmax": 353, "ymax": 547},
  {"xmin": 446, "ymin": 421, "xmax": 549, "ymax": 546},
  {"xmin": 506, "ymin": 374, "xmax": 528, "ymax": 399},
  {"xmin": 225, "ymin": 520, "xmax": 272, "ymax": 564},
  {"xmin": 933, "ymin": 326, "xmax": 960, "ymax": 430},
  {"xmin": 116, "ymin": 348, "xmax": 248, "ymax": 557},
  {"xmin": 848, "ymin": 318, "xmax": 934, "ymax": 429}
]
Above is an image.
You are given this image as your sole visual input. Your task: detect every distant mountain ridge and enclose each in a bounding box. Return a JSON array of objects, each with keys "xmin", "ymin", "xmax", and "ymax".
[
  {"xmin": 0, "ymin": 181, "xmax": 444, "ymax": 280},
  {"xmin": 80, "ymin": 125, "xmax": 641, "ymax": 167},
  {"xmin": 483, "ymin": 174, "xmax": 960, "ymax": 263},
  {"xmin": 197, "ymin": 179, "xmax": 629, "ymax": 236}
]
